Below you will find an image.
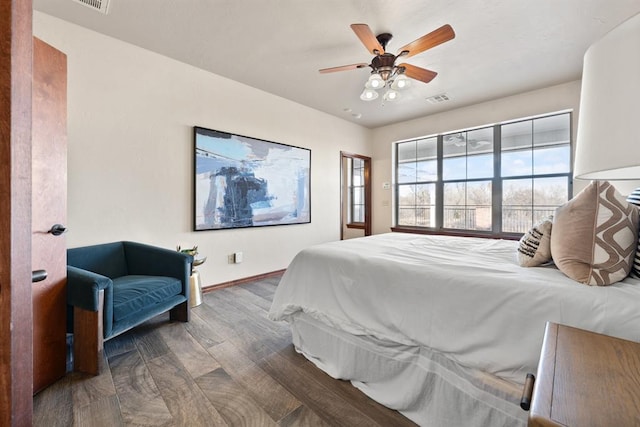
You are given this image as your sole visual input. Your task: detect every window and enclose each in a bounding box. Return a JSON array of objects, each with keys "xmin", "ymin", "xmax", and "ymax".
[
  {"xmin": 348, "ymin": 157, "xmax": 365, "ymax": 224},
  {"xmin": 397, "ymin": 137, "xmax": 437, "ymax": 227},
  {"xmin": 395, "ymin": 112, "xmax": 572, "ymax": 235},
  {"xmin": 501, "ymin": 115, "xmax": 571, "ymax": 232}
]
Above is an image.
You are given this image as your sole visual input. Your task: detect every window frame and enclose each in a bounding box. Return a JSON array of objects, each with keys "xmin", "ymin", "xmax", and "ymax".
[{"xmin": 392, "ymin": 112, "xmax": 573, "ymax": 238}]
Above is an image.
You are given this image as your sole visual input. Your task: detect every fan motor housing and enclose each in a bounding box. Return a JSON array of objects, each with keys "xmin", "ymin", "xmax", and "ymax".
[{"xmin": 371, "ymin": 53, "xmax": 396, "ymax": 69}]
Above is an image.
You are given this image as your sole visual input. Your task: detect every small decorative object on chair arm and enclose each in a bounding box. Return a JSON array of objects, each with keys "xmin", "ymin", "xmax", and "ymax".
[{"xmin": 178, "ymin": 245, "xmax": 205, "ymax": 307}]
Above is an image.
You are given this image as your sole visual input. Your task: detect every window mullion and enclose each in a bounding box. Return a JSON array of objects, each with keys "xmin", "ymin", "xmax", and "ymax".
[
  {"xmin": 492, "ymin": 124, "xmax": 502, "ymax": 233},
  {"xmin": 436, "ymin": 135, "xmax": 443, "ymax": 229}
]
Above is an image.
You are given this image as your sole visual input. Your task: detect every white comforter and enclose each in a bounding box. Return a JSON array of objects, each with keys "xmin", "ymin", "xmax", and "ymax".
[{"xmin": 269, "ymin": 233, "xmax": 640, "ymax": 385}]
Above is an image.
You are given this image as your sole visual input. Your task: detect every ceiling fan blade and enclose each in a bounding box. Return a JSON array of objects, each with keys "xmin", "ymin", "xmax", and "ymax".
[
  {"xmin": 319, "ymin": 63, "xmax": 369, "ymax": 74},
  {"xmin": 397, "ymin": 24, "xmax": 455, "ymax": 58},
  {"xmin": 399, "ymin": 63, "xmax": 438, "ymax": 84},
  {"xmin": 350, "ymin": 24, "xmax": 385, "ymax": 55}
]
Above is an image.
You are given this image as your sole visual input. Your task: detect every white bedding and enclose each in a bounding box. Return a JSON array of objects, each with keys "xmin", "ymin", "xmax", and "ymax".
[
  {"xmin": 269, "ymin": 233, "xmax": 640, "ymax": 386},
  {"xmin": 289, "ymin": 312, "xmax": 528, "ymax": 426}
]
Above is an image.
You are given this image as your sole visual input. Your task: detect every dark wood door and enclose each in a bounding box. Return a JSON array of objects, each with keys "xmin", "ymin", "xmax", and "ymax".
[{"xmin": 31, "ymin": 37, "xmax": 67, "ymax": 394}]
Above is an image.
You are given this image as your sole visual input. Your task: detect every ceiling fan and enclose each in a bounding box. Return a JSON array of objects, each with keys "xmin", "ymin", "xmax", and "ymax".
[{"xmin": 320, "ymin": 23, "xmax": 455, "ymax": 101}]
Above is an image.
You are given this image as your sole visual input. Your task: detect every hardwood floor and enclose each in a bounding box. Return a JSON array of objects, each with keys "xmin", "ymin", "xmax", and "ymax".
[{"xmin": 33, "ymin": 274, "xmax": 416, "ymax": 426}]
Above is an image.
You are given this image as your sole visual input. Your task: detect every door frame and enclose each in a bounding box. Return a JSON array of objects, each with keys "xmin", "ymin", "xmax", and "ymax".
[
  {"xmin": 0, "ymin": 0, "xmax": 34, "ymax": 425},
  {"xmin": 340, "ymin": 151, "xmax": 372, "ymax": 239}
]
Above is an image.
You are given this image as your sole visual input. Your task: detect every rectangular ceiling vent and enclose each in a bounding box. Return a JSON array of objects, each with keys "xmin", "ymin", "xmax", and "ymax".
[
  {"xmin": 426, "ymin": 93, "xmax": 450, "ymax": 104},
  {"xmin": 71, "ymin": 0, "xmax": 110, "ymax": 14}
]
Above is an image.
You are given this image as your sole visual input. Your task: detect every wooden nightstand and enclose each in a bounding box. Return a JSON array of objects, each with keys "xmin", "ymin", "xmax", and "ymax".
[{"xmin": 527, "ymin": 322, "xmax": 640, "ymax": 427}]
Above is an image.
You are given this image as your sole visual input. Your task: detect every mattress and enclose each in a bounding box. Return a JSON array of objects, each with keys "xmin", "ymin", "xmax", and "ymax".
[{"xmin": 269, "ymin": 233, "xmax": 640, "ymax": 387}]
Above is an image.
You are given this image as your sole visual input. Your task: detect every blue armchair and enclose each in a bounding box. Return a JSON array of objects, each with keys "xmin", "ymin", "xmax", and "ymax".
[{"xmin": 67, "ymin": 241, "xmax": 192, "ymax": 374}]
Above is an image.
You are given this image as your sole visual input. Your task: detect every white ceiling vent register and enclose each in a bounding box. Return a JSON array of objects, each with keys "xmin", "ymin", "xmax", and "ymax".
[
  {"xmin": 426, "ymin": 93, "xmax": 450, "ymax": 104},
  {"xmin": 71, "ymin": 0, "xmax": 110, "ymax": 14}
]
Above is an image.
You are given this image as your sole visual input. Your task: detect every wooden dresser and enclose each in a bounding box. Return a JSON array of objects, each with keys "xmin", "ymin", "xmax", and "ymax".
[{"xmin": 528, "ymin": 322, "xmax": 640, "ymax": 426}]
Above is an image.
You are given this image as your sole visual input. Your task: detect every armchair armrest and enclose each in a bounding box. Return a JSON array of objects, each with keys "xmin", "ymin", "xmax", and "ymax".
[
  {"xmin": 122, "ymin": 241, "xmax": 193, "ymax": 296},
  {"xmin": 67, "ymin": 265, "xmax": 112, "ymax": 312}
]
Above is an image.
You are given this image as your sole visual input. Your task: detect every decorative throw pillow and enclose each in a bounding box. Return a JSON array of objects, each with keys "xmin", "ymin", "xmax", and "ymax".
[
  {"xmin": 517, "ymin": 216, "xmax": 553, "ymax": 267},
  {"xmin": 550, "ymin": 181, "xmax": 639, "ymax": 286},
  {"xmin": 626, "ymin": 187, "xmax": 640, "ymax": 278}
]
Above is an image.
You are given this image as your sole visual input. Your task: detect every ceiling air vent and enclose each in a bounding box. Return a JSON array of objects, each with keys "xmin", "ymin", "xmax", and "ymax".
[
  {"xmin": 426, "ymin": 93, "xmax": 450, "ymax": 104},
  {"xmin": 71, "ymin": 0, "xmax": 110, "ymax": 14}
]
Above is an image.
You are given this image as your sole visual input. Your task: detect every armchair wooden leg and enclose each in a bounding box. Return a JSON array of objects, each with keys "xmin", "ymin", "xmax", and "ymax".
[
  {"xmin": 170, "ymin": 300, "xmax": 189, "ymax": 323},
  {"xmin": 73, "ymin": 289, "xmax": 104, "ymax": 375}
]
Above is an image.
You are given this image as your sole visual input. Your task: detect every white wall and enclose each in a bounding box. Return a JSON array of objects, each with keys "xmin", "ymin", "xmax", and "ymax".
[
  {"xmin": 370, "ymin": 81, "xmax": 584, "ymax": 234},
  {"xmin": 34, "ymin": 12, "xmax": 372, "ymax": 285}
]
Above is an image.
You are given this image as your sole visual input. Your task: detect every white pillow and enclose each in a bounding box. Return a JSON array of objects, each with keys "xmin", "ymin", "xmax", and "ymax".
[{"xmin": 516, "ymin": 216, "xmax": 553, "ymax": 267}]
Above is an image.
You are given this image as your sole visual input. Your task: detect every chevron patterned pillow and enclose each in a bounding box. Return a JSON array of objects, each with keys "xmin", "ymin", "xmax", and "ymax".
[{"xmin": 626, "ymin": 187, "xmax": 640, "ymax": 278}]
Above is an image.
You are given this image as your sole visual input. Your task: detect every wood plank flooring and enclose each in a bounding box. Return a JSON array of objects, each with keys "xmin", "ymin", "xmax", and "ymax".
[{"xmin": 33, "ymin": 274, "xmax": 416, "ymax": 426}]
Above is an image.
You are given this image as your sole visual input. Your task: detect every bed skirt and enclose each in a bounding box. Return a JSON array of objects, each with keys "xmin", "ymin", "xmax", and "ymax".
[{"xmin": 289, "ymin": 313, "xmax": 528, "ymax": 427}]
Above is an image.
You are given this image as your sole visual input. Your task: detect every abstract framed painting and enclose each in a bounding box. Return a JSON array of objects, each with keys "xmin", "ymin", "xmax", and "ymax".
[{"xmin": 194, "ymin": 126, "xmax": 311, "ymax": 231}]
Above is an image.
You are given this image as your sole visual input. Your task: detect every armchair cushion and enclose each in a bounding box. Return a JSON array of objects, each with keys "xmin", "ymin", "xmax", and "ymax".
[{"xmin": 112, "ymin": 275, "xmax": 182, "ymax": 322}]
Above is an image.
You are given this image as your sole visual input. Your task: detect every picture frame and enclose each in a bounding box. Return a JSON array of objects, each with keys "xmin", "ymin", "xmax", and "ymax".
[{"xmin": 194, "ymin": 126, "xmax": 311, "ymax": 231}]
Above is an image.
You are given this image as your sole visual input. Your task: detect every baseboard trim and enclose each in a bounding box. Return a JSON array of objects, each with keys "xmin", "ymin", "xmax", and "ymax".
[{"xmin": 202, "ymin": 269, "xmax": 286, "ymax": 294}]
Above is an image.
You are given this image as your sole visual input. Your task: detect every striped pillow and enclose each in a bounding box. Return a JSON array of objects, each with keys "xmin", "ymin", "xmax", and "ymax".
[{"xmin": 626, "ymin": 188, "xmax": 640, "ymax": 278}]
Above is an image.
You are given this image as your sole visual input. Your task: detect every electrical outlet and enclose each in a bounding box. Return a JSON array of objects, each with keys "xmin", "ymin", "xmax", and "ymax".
[{"xmin": 234, "ymin": 251, "xmax": 243, "ymax": 263}]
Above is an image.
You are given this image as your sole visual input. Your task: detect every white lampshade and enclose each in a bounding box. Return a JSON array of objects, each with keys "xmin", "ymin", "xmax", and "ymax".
[
  {"xmin": 366, "ymin": 73, "xmax": 385, "ymax": 89},
  {"xmin": 360, "ymin": 88, "xmax": 379, "ymax": 101},
  {"xmin": 383, "ymin": 89, "xmax": 400, "ymax": 102},
  {"xmin": 391, "ymin": 73, "xmax": 411, "ymax": 90},
  {"xmin": 574, "ymin": 12, "xmax": 640, "ymax": 180}
]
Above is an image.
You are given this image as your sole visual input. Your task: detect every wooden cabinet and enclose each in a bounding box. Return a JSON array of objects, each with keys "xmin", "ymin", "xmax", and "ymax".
[{"xmin": 528, "ymin": 322, "xmax": 640, "ymax": 426}]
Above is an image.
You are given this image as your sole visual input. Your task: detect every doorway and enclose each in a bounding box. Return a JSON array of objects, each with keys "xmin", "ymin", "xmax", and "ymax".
[{"xmin": 340, "ymin": 152, "xmax": 372, "ymax": 240}]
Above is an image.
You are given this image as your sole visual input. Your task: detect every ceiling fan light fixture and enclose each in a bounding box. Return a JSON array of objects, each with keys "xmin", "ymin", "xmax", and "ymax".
[
  {"xmin": 391, "ymin": 73, "xmax": 411, "ymax": 90},
  {"xmin": 360, "ymin": 88, "xmax": 379, "ymax": 101},
  {"xmin": 319, "ymin": 23, "xmax": 455, "ymax": 104},
  {"xmin": 366, "ymin": 73, "xmax": 385, "ymax": 89},
  {"xmin": 383, "ymin": 89, "xmax": 400, "ymax": 102}
]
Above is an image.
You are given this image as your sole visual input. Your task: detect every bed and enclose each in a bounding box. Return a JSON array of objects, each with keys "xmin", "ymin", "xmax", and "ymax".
[{"xmin": 268, "ymin": 232, "xmax": 640, "ymax": 426}]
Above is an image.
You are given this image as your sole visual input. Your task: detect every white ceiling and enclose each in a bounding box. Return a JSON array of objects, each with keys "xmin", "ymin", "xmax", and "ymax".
[{"xmin": 33, "ymin": 0, "xmax": 640, "ymax": 128}]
